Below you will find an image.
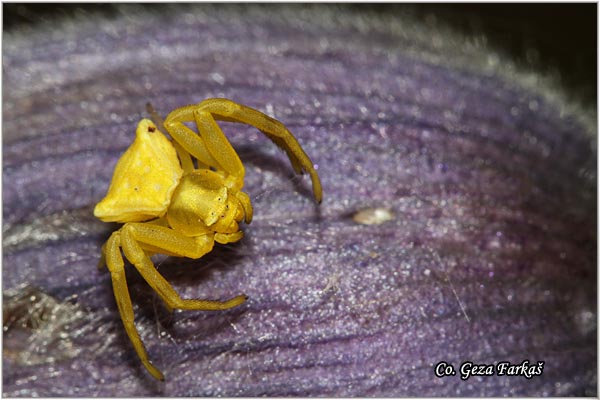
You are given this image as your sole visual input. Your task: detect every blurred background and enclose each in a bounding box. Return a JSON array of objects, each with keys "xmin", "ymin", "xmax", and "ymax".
[{"xmin": 4, "ymin": 3, "xmax": 597, "ymax": 108}]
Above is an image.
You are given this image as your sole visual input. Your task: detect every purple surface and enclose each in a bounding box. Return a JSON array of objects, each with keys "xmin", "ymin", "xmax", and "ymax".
[{"xmin": 3, "ymin": 5, "xmax": 596, "ymax": 396}]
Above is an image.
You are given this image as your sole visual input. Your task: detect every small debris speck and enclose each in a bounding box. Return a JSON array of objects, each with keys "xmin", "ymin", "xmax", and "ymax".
[
  {"xmin": 353, "ymin": 207, "xmax": 395, "ymax": 225},
  {"xmin": 210, "ymin": 72, "xmax": 225, "ymax": 85}
]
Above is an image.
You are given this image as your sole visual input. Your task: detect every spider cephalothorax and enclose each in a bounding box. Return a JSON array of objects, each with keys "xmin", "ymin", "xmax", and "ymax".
[{"xmin": 94, "ymin": 98, "xmax": 322, "ymax": 380}]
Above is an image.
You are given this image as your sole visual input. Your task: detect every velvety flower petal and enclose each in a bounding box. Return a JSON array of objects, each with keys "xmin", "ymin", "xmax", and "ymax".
[{"xmin": 3, "ymin": 5, "xmax": 596, "ymax": 396}]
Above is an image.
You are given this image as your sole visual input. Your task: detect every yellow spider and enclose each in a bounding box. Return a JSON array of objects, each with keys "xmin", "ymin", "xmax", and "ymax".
[{"xmin": 94, "ymin": 98, "xmax": 322, "ymax": 380}]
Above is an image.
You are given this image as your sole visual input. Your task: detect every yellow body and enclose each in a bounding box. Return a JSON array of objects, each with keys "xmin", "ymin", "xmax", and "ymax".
[
  {"xmin": 94, "ymin": 119, "xmax": 183, "ymax": 222},
  {"xmin": 94, "ymin": 98, "xmax": 322, "ymax": 380}
]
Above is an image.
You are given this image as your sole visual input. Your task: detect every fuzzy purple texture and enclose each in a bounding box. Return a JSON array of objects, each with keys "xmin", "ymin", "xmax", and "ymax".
[{"xmin": 3, "ymin": 5, "xmax": 596, "ymax": 396}]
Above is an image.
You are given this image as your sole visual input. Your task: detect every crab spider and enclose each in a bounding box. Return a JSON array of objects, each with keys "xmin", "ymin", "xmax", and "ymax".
[{"xmin": 94, "ymin": 98, "xmax": 322, "ymax": 380}]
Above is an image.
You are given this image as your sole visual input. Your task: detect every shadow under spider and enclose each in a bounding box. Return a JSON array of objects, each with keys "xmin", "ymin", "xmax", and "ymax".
[{"xmin": 124, "ymin": 239, "xmax": 250, "ymax": 322}]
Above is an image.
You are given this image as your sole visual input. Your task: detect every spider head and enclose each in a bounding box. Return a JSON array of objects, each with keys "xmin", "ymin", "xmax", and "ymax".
[
  {"xmin": 209, "ymin": 191, "xmax": 245, "ymax": 234},
  {"xmin": 166, "ymin": 170, "xmax": 245, "ymax": 237}
]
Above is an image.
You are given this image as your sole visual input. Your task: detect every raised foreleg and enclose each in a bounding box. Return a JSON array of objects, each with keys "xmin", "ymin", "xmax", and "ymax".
[
  {"xmin": 163, "ymin": 99, "xmax": 322, "ymax": 201},
  {"xmin": 198, "ymin": 98, "xmax": 322, "ymax": 203}
]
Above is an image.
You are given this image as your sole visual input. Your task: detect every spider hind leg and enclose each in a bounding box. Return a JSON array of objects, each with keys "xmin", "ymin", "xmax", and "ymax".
[{"xmin": 104, "ymin": 231, "xmax": 165, "ymax": 381}]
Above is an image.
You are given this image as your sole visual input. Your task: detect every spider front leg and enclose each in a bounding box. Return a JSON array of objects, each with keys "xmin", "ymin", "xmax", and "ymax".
[
  {"xmin": 103, "ymin": 223, "xmax": 247, "ymax": 380},
  {"xmin": 119, "ymin": 223, "xmax": 247, "ymax": 311},
  {"xmin": 198, "ymin": 98, "xmax": 322, "ymax": 203},
  {"xmin": 164, "ymin": 99, "xmax": 322, "ymax": 202},
  {"xmin": 164, "ymin": 106, "xmax": 245, "ymax": 192}
]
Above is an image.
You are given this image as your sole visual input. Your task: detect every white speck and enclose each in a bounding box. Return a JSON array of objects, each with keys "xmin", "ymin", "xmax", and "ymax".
[
  {"xmin": 529, "ymin": 135, "xmax": 538, "ymax": 145},
  {"xmin": 353, "ymin": 207, "xmax": 395, "ymax": 225},
  {"xmin": 488, "ymin": 238, "xmax": 501, "ymax": 249},
  {"xmin": 378, "ymin": 125, "xmax": 388, "ymax": 139},
  {"xmin": 183, "ymin": 13, "xmax": 195, "ymax": 24},
  {"xmin": 210, "ymin": 72, "xmax": 225, "ymax": 85},
  {"xmin": 486, "ymin": 53, "xmax": 499, "ymax": 67},
  {"xmin": 574, "ymin": 309, "xmax": 596, "ymax": 336},
  {"xmin": 528, "ymin": 100, "xmax": 539, "ymax": 111},
  {"xmin": 265, "ymin": 103, "xmax": 274, "ymax": 117},
  {"xmin": 423, "ymin": 269, "xmax": 431, "ymax": 276}
]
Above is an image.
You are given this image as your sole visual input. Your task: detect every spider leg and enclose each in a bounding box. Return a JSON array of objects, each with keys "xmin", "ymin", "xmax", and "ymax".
[
  {"xmin": 164, "ymin": 99, "xmax": 322, "ymax": 202},
  {"xmin": 198, "ymin": 98, "xmax": 322, "ymax": 203},
  {"xmin": 215, "ymin": 231, "xmax": 244, "ymax": 244},
  {"xmin": 104, "ymin": 231, "xmax": 165, "ymax": 381},
  {"xmin": 236, "ymin": 191, "xmax": 253, "ymax": 223},
  {"xmin": 164, "ymin": 105, "xmax": 245, "ymax": 191},
  {"xmin": 120, "ymin": 223, "xmax": 247, "ymax": 311},
  {"xmin": 146, "ymin": 102, "xmax": 196, "ymax": 173},
  {"xmin": 193, "ymin": 109, "xmax": 246, "ymax": 190},
  {"xmin": 162, "ymin": 113, "xmax": 223, "ymax": 172},
  {"xmin": 98, "ymin": 242, "xmax": 107, "ymax": 270},
  {"xmin": 173, "ymin": 141, "xmax": 195, "ymax": 173}
]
